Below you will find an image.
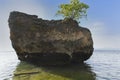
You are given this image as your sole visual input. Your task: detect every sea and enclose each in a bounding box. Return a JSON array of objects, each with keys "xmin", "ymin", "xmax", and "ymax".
[{"xmin": 0, "ymin": 50, "xmax": 120, "ymax": 80}]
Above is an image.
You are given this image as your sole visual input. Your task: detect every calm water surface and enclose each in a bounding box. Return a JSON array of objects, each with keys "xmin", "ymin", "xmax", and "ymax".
[{"xmin": 0, "ymin": 50, "xmax": 120, "ymax": 80}]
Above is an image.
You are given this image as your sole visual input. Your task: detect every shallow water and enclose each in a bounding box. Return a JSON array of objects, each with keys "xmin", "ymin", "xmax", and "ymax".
[
  {"xmin": 87, "ymin": 50, "xmax": 120, "ymax": 80},
  {"xmin": 0, "ymin": 50, "xmax": 120, "ymax": 80}
]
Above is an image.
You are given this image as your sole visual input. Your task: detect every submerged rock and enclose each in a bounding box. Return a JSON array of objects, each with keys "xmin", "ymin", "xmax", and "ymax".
[
  {"xmin": 13, "ymin": 62, "xmax": 96, "ymax": 80},
  {"xmin": 8, "ymin": 11, "xmax": 94, "ymax": 65}
]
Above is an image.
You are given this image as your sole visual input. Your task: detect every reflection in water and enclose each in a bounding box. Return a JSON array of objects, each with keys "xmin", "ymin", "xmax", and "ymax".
[{"xmin": 13, "ymin": 62, "xmax": 96, "ymax": 80}]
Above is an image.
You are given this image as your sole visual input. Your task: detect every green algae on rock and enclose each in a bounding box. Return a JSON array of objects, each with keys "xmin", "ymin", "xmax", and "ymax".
[
  {"xmin": 8, "ymin": 11, "xmax": 94, "ymax": 65},
  {"xmin": 13, "ymin": 62, "xmax": 96, "ymax": 80}
]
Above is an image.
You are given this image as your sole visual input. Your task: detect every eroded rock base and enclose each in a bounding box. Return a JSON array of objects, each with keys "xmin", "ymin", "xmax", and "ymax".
[{"xmin": 17, "ymin": 51, "xmax": 93, "ymax": 65}]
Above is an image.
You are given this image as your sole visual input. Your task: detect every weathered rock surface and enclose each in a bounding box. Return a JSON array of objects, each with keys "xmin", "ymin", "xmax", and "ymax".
[{"xmin": 8, "ymin": 11, "xmax": 94, "ymax": 65}]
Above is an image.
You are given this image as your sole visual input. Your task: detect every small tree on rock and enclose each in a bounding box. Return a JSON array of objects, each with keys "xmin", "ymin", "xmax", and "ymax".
[{"xmin": 57, "ymin": 0, "xmax": 89, "ymax": 22}]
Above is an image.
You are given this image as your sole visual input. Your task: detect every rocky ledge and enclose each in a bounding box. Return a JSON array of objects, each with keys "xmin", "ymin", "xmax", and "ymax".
[{"xmin": 8, "ymin": 11, "xmax": 94, "ymax": 65}]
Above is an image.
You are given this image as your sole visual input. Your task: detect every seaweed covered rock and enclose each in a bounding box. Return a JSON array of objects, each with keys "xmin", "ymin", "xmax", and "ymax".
[{"xmin": 8, "ymin": 11, "xmax": 94, "ymax": 65}]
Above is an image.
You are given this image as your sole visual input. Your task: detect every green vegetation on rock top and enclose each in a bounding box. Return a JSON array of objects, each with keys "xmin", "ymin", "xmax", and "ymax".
[{"xmin": 57, "ymin": 0, "xmax": 89, "ymax": 22}]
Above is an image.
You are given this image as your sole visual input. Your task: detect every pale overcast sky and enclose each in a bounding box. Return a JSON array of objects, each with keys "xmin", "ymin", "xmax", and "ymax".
[{"xmin": 0, "ymin": 0, "xmax": 120, "ymax": 51}]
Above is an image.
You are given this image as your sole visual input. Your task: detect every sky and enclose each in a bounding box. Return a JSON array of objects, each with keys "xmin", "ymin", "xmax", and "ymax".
[{"xmin": 0, "ymin": 0, "xmax": 120, "ymax": 51}]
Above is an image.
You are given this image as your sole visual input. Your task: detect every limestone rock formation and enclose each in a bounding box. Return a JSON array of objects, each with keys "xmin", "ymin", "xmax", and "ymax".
[{"xmin": 8, "ymin": 11, "xmax": 94, "ymax": 65}]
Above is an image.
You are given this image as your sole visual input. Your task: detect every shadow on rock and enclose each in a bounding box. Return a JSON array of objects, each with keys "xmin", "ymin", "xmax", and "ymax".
[{"xmin": 13, "ymin": 62, "xmax": 96, "ymax": 80}]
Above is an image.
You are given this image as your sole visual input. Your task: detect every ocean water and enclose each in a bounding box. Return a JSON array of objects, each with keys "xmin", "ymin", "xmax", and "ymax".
[{"xmin": 0, "ymin": 50, "xmax": 120, "ymax": 80}]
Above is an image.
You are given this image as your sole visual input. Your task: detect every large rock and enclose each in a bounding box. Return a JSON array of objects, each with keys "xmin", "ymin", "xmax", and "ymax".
[{"xmin": 8, "ymin": 11, "xmax": 94, "ymax": 65}]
